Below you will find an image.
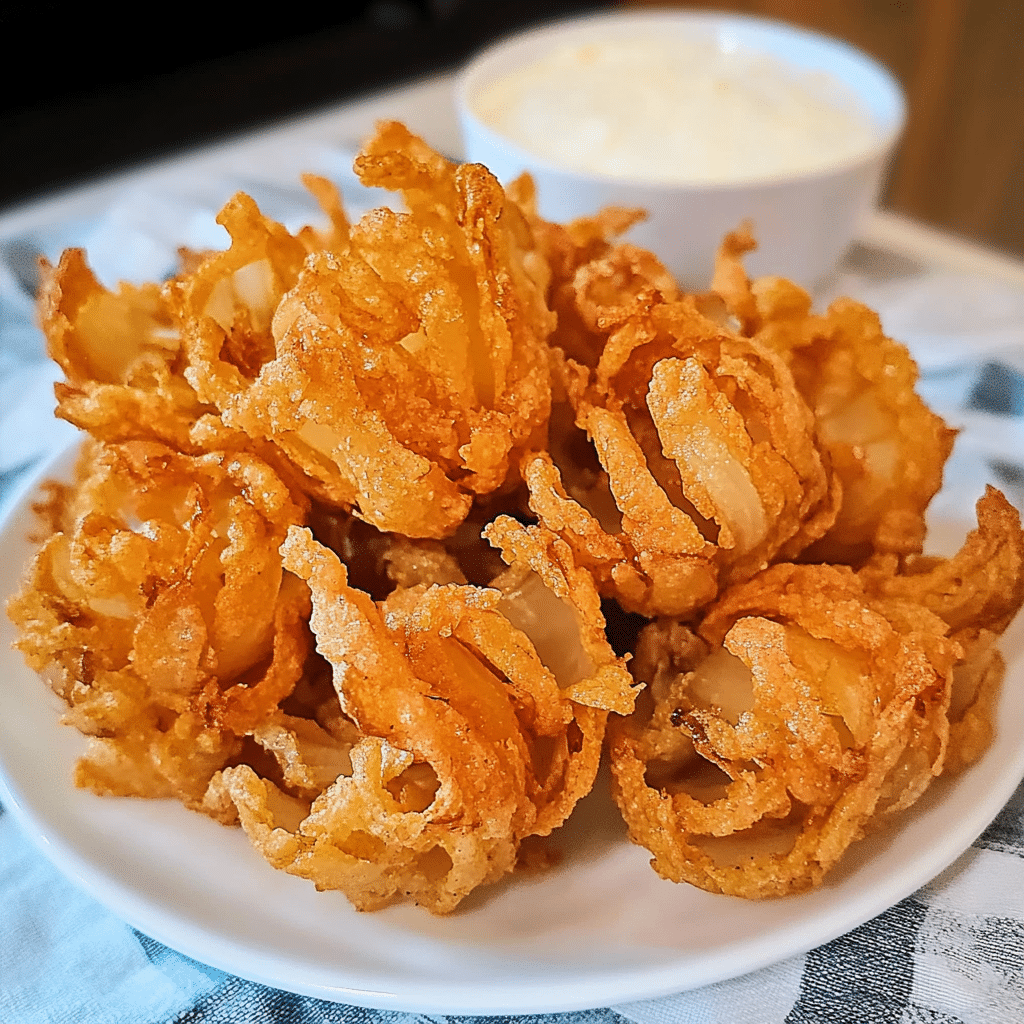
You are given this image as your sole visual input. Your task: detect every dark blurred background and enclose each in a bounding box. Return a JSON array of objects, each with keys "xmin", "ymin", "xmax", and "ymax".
[
  {"xmin": 0, "ymin": 1, "xmax": 610, "ymax": 205},
  {"xmin": 2, "ymin": 0, "xmax": 1020, "ymax": 257}
]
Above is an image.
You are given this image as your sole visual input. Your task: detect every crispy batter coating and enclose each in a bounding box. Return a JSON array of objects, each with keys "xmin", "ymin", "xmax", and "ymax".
[
  {"xmin": 858, "ymin": 487, "xmax": 1024, "ymax": 772},
  {"xmin": 9, "ymin": 126, "xmax": 1024, "ymax": 913},
  {"xmin": 526, "ymin": 298, "xmax": 836, "ymax": 617},
  {"xmin": 40, "ymin": 250, "xmax": 212, "ymax": 452},
  {"xmin": 507, "ymin": 172, "xmax": 653, "ymax": 370},
  {"xmin": 611, "ymin": 570, "xmax": 956, "ymax": 897},
  {"xmin": 859, "ymin": 487, "xmax": 1024, "ymax": 649},
  {"xmin": 177, "ymin": 124, "xmax": 553, "ymax": 538},
  {"xmin": 610, "ymin": 488, "xmax": 1024, "ymax": 897},
  {"xmin": 711, "ymin": 229, "xmax": 956, "ymax": 563},
  {"xmin": 40, "ymin": 177, "xmax": 360, "ymax": 474},
  {"xmin": 205, "ymin": 524, "xmax": 629, "ymax": 912},
  {"xmin": 7, "ymin": 440, "xmax": 311, "ymax": 807}
]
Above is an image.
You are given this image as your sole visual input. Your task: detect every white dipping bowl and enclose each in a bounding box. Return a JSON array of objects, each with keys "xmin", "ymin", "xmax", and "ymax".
[{"xmin": 456, "ymin": 10, "xmax": 905, "ymax": 291}]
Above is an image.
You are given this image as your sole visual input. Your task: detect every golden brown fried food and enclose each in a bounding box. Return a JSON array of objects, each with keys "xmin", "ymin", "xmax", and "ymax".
[
  {"xmin": 610, "ymin": 488, "xmax": 1024, "ymax": 897},
  {"xmin": 611, "ymin": 571, "xmax": 956, "ymax": 897},
  {"xmin": 525, "ymin": 297, "xmax": 836, "ymax": 618},
  {"xmin": 507, "ymin": 172, "xmax": 655, "ymax": 369},
  {"xmin": 180, "ymin": 124, "xmax": 553, "ymax": 538},
  {"xmin": 171, "ymin": 190, "xmax": 311, "ymax": 404},
  {"xmin": 712, "ymin": 229, "xmax": 956, "ymax": 564},
  {"xmin": 858, "ymin": 486, "xmax": 1024, "ymax": 771},
  {"xmin": 40, "ymin": 249, "xmax": 212, "ymax": 452},
  {"xmin": 9, "ymin": 127, "xmax": 1023, "ymax": 916},
  {"xmin": 859, "ymin": 487, "xmax": 1024, "ymax": 648},
  {"xmin": 482, "ymin": 516, "xmax": 639, "ymax": 716},
  {"xmin": 41, "ymin": 176, "xmax": 356, "ymax": 466},
  {"xmin": 204, "ymin": 521, "xmax": 632, "ymax": 913},
  {"xmin": 7, "ymin": 439, "xmax": 310, "ymax": 807}
]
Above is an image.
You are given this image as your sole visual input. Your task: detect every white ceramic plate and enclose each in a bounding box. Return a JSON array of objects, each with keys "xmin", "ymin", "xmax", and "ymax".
[{"xmin": 2, "ymin": 444, "xmax": 1023, "ymax": 1015}]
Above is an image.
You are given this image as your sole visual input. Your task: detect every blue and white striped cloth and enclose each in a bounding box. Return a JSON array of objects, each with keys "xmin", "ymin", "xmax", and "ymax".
[{"xmin": 1, "ymin": 782, "xmax": 1021, "ymax": 1022}]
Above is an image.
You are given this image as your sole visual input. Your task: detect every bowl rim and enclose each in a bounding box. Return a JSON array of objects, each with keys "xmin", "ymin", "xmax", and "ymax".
[{"xmin": 454, "ymin": 7, "xmax": 907, "ymax": 192}]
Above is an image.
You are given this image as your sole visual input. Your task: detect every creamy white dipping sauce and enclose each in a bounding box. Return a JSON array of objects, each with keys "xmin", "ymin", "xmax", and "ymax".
[{"xmin": 472, "ymin": 37, "xmax": 880, "ymax": 185}]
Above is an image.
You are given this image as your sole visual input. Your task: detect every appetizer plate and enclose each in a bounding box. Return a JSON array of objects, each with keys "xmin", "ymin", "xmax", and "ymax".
[{"xmin": 2, "ymin": 444, "xmax": 1024, "ymax": 1015}]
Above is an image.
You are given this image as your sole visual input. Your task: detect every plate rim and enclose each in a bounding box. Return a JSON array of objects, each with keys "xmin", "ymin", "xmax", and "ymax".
[{"xmin": 2, "ymin": 440, "xmax": 1024, "ymax": 1015}]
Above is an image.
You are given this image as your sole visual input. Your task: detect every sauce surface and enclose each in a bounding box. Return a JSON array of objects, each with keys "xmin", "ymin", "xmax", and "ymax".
[{"xmin": 472, "ymin": 37, "xmax": 880, "ymax": 185}]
